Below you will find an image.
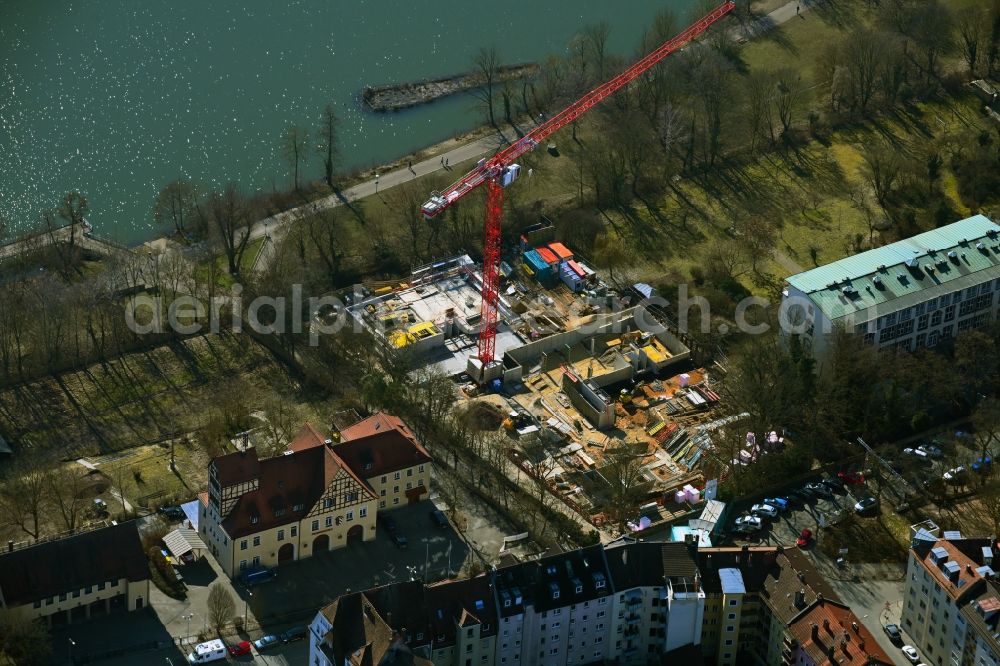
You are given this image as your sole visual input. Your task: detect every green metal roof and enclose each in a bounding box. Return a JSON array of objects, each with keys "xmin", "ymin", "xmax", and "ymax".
[{"xmin": 786, "ymin": 215, "xmax": 1000, "ymax": 320}]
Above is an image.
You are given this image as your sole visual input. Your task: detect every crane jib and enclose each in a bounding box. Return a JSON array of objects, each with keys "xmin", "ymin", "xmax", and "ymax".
[{"xmin": 420, "ymin": 0, "xmax": 735, "ymax": 220}]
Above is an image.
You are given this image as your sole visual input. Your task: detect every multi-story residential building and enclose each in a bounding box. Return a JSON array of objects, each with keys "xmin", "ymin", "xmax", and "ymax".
[
  {"xmin": 781, "ymin": 215, "xmax": 1000, "ymax": 365},
  {"xmin": 0, "ymin": 521, "xmax": 150, "ymax": 626},
  {"xmin": 697, "ymin": 545, "xmax": 891, "ymax": 666},
  {"xmin": 901, "ymin": 531, "xmax": 999, "ymax": 666},
  {"xmin": 310, "ymin": 540, "xmax": 706, "ymax": 666},
  {"xmin": 332, "ymin": 411, "xmax": 432, "ymax": 510},
  {"xmin": 200, "ymin": 412, "xmax": 430, "ymax": 578}
]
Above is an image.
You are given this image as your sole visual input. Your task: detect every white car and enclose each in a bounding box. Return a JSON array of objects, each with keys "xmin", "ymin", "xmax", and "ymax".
[
  {"xmin": 943, "ymin": 466, "xmax": 967, "ymax": 483},
  {"xmin": 901, "ymin": 645, "xmax": 920, "ymax": 663},
  {"xmin": 733, "ymin": 515, "xmax": 762, "ymax": 533},
  {"xmin": 751, "ymin": 503, "xmax": 778, "ymax": 518}
]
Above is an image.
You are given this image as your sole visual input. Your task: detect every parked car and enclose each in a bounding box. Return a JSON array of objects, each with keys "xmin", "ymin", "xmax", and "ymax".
[
  {"xmin": 788, "ymin": 489, "xmax": 813, "ymax": 504},
  {"xmin": 796, "ymin": 528, "xmax": 813, "ymax": 547},
  {"xmin": 901, "ymin": 645, "xmax": 921, "ymax": 663},
  {"xmin": 821, "ymin": 476, "xmax": 846, "ymax": 491},
  {"xmin": 804, "ymin": 482, "xmax": 833, "ymax": 498},
  {"xmin": 253, "ymin": 635, "xmax": 279, "ymax": 651},
  {"xmin": 280, "ymin": 626, "xmax": 307, "ymax": 643},
  {"xmin": 972, "ymin": 456, "xmax": 993, "ymax": 473},
  {"xmin": 763, "ymin": 497, "xmax": 789, "ymax": 511},
  {"xmin": 227, "ymin": 641, "xmax": 252, "ymax": 657},
  {"xmin": 187, "ymin": 639, "xmax": 227, "ymax": 664},
  {"xmin": 392, "ymin": 533, "xmax": 409, "ymax": 549},
  {"xmin": 917, "ymin": 445, "xmax": 943, "ymax": 459},
  {"xmin": 837, "ymin": 471, "xmax": 865, "ymax": 485},
  {"xmin": 943, "ymin": 466, "xmax": 968, "ymax": 483},
  {"xmin": 751, "ymin": 503, "xmax": 778, "ymax": 518},
  {"xmin": 733, "ymin": 515, "xmax": 763, "ymax": 534},
  {"xmin": 903, "ymin": 447, "xmax": 930, "ymax": 459},
  {"xmin": 854, "ymin": 496, "xmax": 879, "ymax": 515},
  {"xmin": 159, "ymin": 505, "xmax": 186, "ymax": 520},
  {"xmin": 883, "ymin": 624, "xmax": 902, "ymax": 643},
  {"xmin": 240, "ymin": 567, "xmax": 276, "ymax": 587},
  {"xmin": 430, "ymin": 509, "xmax": 449, "ymax": 529},
  {"xmin": 381, "ymin": 515, "xmax": 398, "ymax": 533}
]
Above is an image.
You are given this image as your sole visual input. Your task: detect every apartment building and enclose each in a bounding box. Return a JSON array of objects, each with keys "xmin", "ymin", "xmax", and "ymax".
[
  {"xmin": 697, "ymin": 545, "xmax": 891, "ymax": 666},
  {"xmin": 200, "ymin": 412, "xmax": 430, "ymax": 578},
  {"xmin": 0, "ymin": 521, "xmax": 150, "ymax": 626},
  {"xmin": 901, "ymin": 531, "xmax": 1000, "ymax": 666},
  {"xmin": 310, "ymin": 540, "xmax": 704, "ymax": 666},
  {"xmin": 781, "ymin": 215, "xmax": 1000, "ymax": 364}
]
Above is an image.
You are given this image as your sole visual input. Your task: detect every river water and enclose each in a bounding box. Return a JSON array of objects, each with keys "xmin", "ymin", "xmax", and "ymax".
[{"xmin": 1, "ymin": 0, "xmax": 698, "ymax": 244}]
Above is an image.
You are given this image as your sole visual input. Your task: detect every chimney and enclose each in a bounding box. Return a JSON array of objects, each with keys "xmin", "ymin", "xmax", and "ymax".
[
  {"xmin": 852, "ymin": 621, "xmax": 859, "ymax": 634},
  {"xmin": 811, "ymin": 623, "xmax": 819, "ymax": 641},
  {"xmin": 827, "ymin": 645, "xmax": 836, "ymax": 660},
  {"xmin": 7, "ymin": 540, "xmax": 13, "ymax": 553},
  {"xmin": 795, "ymin": 589, "xmax": 806, "ymax": 609},
  {"xmin": 823, "ymin": 618, "xmax": 832, "ymax": 634}
]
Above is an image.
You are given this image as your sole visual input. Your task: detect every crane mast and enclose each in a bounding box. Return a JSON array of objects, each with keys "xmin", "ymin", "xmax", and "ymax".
[{"xmin": 421, "ymin": 2, "xmax": 735, "ymax": 370}]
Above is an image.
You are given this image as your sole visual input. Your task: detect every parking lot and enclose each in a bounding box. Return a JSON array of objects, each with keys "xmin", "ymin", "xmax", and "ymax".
[{"xmin": 244, "ymin": 497, "xmax": 494, "ymax": 623}]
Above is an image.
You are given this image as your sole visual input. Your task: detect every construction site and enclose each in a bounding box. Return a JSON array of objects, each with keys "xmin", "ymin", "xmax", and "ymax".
[{"xmin": 347, "ymin": 227, "xmax": 730, "ymax": 535}]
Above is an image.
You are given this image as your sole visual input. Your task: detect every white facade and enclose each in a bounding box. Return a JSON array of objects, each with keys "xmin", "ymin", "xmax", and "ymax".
[{"xmin": 663, "ymin": 578, "xmax": 705, "ymax": 652}]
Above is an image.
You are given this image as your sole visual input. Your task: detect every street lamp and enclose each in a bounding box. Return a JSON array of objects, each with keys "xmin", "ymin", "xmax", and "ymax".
[
  {"xmin": 243, "ymin": 587, "xmax": 253, "ymax": 627},
  {"xmin": 183, "ymin": 612, "xmax": 194, "ymax": 643},
  {"xmin": 374, "ymin": 173, "xmax": 380, "ymax": 193},
  {"xmin": 68, "ymin": 638, "xmax": 76, "ymax": 664}
]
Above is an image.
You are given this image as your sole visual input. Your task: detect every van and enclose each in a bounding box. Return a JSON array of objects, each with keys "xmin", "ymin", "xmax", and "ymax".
[{"xmin": 187, "ymin": 639, "xmax": 227, "ymax": 664}]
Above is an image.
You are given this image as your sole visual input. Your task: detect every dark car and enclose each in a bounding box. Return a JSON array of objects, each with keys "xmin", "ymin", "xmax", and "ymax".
[
  {"xmin": 158, "ymin": 505, "xmax": 185, "ymax": 520},
  {"xmin": 805, "ymin": 482, "xmax": 833, "ymax": 498},
  {"xmin": 883, "ymin": 623, "xmax": 902, "ymax": 643},
  {"xmin": 821, "ymin": 476, "xmax": 845, "ymax": 492},
  {"xmin": 381, "ymin": 515, "xmax": 398, "ymax": 533},
  {"xmin": 392, "ymin": 533, "xmax": 409, "ymax": 549},
  {"xmin": 796, "ymin": 528, "xmax": 813, "ymax": 547},
  {"xmin": 854, "ymin": 496, "xmax": 879, "ymax": 515},
  {"xmin": 786, "ymin": 490, "xmax": 811, "ymax": 504},
  {"xmin": 280, "ymin": 626, "xmax": 307, "ymax": 643},
  {"xmin": 430, "ymin": 509, "xmax": 449, "ymax": 529}
]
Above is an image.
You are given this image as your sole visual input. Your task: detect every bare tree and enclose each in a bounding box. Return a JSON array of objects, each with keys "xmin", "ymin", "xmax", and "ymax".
[
  {"xmin": 471, "ymin": 47, "xmax": 501, "ymax": 128},
  {"xmin": 604, "ymin": 442, "xmax": 649, "ymax": 534},
  {"xmin": 207, "ymin": 582, "xmax": 236, "ymax": 631},
  {"xmin": 957, "ymin": 7, "xmax": 987, "ymax": 76},
  {"xmin": 745, "ymin": 70, "xmax": 776, "ymax": 152},
  {"xmin": 0, "ymin": 457, "xmax": 47, "ymax": 539},
  {"xmin": 153, "ymin": 179, "xmax": 199, "ymax": 238},
  {"xmin": 0, "ymin": 609, "xmax": 52, "ymax": 666},
  {"xmin": 862, "ymin": 143, "xmax": 902, "ymax": 219},
  {"xmin": 318, "ymin": 104, "xmax": 340, "ymax": 191},
  {"xmin": 582, "ymin": 22, "xmax": 612, "ymax": 82},
  {"xmin": 282, "ymin": 124, "xmax": 309, "ymax": 192},
  {"xmin": 46, "ymin": 465, "xmax": 90, "ymax": 533},
  {"xmin": 0, "ymin": 210, "xmax": 8, "ymax": 241},
  {"xmin": 201, "ymin": 184, "xmax": 251, "ymax": 276},
  {"xmin": 908, "ymin": 0, "xmax": 955, "ymax": 83},
  {"xmin": 774, "ymin": 68, "xmax": 800, "ymax": 138},
  {"xmin": 844, "ymin": 29, "xmax": 883, "ymax": 114}
]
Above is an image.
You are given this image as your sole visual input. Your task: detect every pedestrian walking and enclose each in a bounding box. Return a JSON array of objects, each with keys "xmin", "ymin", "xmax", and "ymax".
[
  {"xmin": 796, "ymin": 4, "xmax": 799, "ymax": 14},
  {"xmin": 445, "ymin": 157, "xmax": 449, "ymax": 167},
  {"xmin": 440, "ymin": 157, "xmax": 444, "ymax": 166}
]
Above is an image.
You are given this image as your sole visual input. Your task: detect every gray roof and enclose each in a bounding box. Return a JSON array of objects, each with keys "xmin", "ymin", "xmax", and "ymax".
[
  {"xmin": 163, "ymin": 527, "xmax": 207, "ymax": 559},
  {"xmin": 718, "ymin": 567, "xmax": 746, "ymax": 595}
]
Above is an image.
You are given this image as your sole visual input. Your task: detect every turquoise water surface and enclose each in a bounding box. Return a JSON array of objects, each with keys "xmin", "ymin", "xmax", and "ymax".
[{"xmin": 1, "ymin": 1, "xmax": 698, "ymax": 243}]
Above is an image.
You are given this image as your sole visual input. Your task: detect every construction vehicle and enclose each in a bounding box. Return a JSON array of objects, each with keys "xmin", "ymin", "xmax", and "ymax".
[{"xmin": 421, "ymin": 2, "xmax": 736, "ymax": 376}]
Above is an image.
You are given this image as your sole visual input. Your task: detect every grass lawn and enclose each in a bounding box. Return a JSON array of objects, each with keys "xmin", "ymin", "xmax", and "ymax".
[{"xmin": 819, "ymin": 512, "xmax": 908, "ymax": 563}]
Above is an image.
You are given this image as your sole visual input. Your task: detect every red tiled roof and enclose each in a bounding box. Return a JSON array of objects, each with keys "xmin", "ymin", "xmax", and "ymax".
[
  {"xmin": 198, "ymin": 491, "xmax": 209, "ymax": 507},
  {"xmin": 339, "ymin": 412, "xmax": 414, "ymax": 442},
  {"xmin": 789, "ymin": 599, "xmax": 893, "ymax": 665},
  {"xmin": 289, "ymin": 422, "xmax": 328, "ymax": 452},
  {"xmin": 221, "ymin": 445, "xmax": 376, "ymax": 539},
  {"xmin": 334, "ymin": 413, "xmax": 431, "ymax": 480},
  {"xmin": 212, "ymin": 448, "xmax": 260, "ymax": 486},
  {"xmin": 915, "ymin": 539, "xmax": 989, "ymax": 602}
]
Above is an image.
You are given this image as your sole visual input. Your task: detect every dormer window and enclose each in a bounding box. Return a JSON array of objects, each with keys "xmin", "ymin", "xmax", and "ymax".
[
  {"xmin": 293, "ymin": 503, "xmax": 304, "ymax": 512},
  {"xmin": 274, "ymin": 509, "xmax": 285, "ymax": 518},
  {"xmin": 250, "ymin": 515, "xmax": 258, "ymax": 525}
]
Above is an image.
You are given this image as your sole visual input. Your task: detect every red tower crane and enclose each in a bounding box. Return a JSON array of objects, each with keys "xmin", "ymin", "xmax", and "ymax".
[{"xmin": 421, "ymin": 2, "xmax": 735, "ymax": 370}]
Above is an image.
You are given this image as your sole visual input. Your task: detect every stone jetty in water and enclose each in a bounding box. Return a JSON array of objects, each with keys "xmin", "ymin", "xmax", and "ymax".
[{"xmin": 362, "ymin": 63, "xmax": 539, "ymax": 112}]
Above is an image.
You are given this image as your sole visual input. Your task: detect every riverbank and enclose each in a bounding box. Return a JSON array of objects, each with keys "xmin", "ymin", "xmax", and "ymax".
[{"xmin": 363, "ymin": 63, "xmax": 539, "ymax": 112}]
